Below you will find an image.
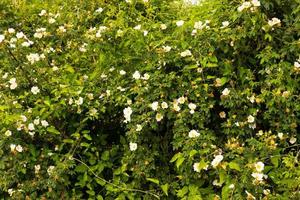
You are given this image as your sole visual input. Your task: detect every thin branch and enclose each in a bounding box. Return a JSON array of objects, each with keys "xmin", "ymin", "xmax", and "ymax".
[{"xmin": 71, "ymin": 157, "xmax": 160, "ymax": 199}]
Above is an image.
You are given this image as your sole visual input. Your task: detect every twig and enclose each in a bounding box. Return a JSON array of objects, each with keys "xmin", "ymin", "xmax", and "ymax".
[{"xmin": 71, "ymin": 157, "xmax": 160, "ymax": 199}]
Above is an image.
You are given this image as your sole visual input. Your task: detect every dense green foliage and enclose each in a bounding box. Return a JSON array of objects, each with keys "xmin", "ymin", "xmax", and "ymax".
[{"xmin": 1, "ymin": 0, "xmax": 300, "ymax": 199}]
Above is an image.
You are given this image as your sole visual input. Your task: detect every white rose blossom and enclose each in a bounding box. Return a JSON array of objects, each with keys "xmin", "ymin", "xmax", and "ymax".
[
  {"xmin": 123, "ymin": 107, "xmax": 133, "ymax": 123},
  {"xmin": 188, "ymin": 129, "xmax": 200, "ymax": 138},
  {"xmin": 129, "ymin": 142, "xmax": 137, "ymax": 151},
  {"xmin": 211, "ymin": 155, "xmax": 223, "ymax": 168},
  {"xmin": 176, "ymin": 20, "xmax": 184, "ymax": 27},
  {"xmin": 31, "ymin": 86, "xmax": 40, "ymax": 94}
]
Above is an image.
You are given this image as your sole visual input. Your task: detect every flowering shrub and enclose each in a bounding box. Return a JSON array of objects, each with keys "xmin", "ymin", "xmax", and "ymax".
[{"xmin": 1, "ymin": 0, "xmax": 300, "ymax": 199}]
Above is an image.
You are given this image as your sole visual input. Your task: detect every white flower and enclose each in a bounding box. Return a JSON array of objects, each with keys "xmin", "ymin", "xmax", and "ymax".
[
  {"xmin": 229, "ymin": 184, "xmax": 235, "ymax": 189},
  {"xmin": 247, "ymin": 115, "xmax": 255, "ymax": 123},
  {"xmin": 290, "ymin": 136, "xmax": 297, "ymax": 144},
  {"xmin": 254, "ymin": 161, "xmax": 264, "ymax": 172},
  {"xmin": 222, "ymin": 88, "xmax": 230, "ymax": 96},
  {"xmin": 27, "ymin": 53, "xmax": 41, "ymax": 64},
  {"xmin": 5, "ymin": 130, "xmax": 12, "ymax": 137},
  {"xmin": 188, "ymin": 130, "xmax": 200, "ymax": 138},
  {"xmin": 136, "ymin": 124, "xmax": 142, "ymax": 131},
  {"xmin": 16, "ymin": 145, "xmax": 23, "ymax": 152},
  {"xmin": 21, "ymin": 115, "xmax": 27, "ymax": 122},
  {"xmin": 156, "ymin": 113, "xmax": 164, "ymax": 122},
  {"xmin": 0, "ymin": 35, "xmax": 5, "ymax": 43},
  {"xmin": 8, "ymin": 188, "xmax": 14, "ymax": 196},
  {"xmin": 89, "ymin": 108, "xmax": 98, "ymax": 116},
  {"xmin": 278, "ymin": 132, "xmax": 284, "ymax": 140},
  {"xmin": 47, "ymin": 166, "xmax": 55, "ymax": 175},
  {"xmin": 129, "ymin": 142, "xmax": 137, "ymax": 151},
  {"xmin": 34, "ymin": 118, "xmax": 40, "ymax": 125},
  {"xmin": 142, "ymin": 73, "xmax": 150, "ymax": 80},
  {"xmin": 10, "ymin": 144, "xmax": 16, "ymax": 152},
  {"xmin": 160, "ymin": 24, "xmax": 167, "ymax": 30},
  {"xmin": 8, "ymin": 28, "xmax": 15, "ymax": 33},
  {"xmin": 173, "ymin": 102, "xmax": 181, "ymax": 112},
  {"xmin": 2, "ymin": 72, "xmax": 8, "ymax": 79},
  {"xmin": 134, "ymin": 24, "xmax": 141, "ymax": 30},
  {"xmin": 212, "ymin": 180, "xmax": 223, "ymax": 187},
  {"xmin": 58, "ymin": 26, "xmax": 66, "ymax": 33},
  {"xmin": 41, "ymin": 120, "xmax": 49, "ymax": 127},
  {"xmin": 219, "ymin": 111, "xmax": 226, "ymax": 118},
  {"xmin": 251, "ymin": 0, "xmax": 261, "ymax": 7},
  {"xmin": 48, "ymin": 18, "xmax": 56, "ymax": 24},
  {"xmin": 193, "ymin": 162, "xmax": 201, "ymax": 172},
  {"xmin": 263, "ymin": 189, "xmax": 270, "ymax": 195},
  {"xmin": 237, "ymin": 1, "xmax": 251, "ymax": 12},
  {"xmin": 211, "ymin": 155, "xmax": 223, "ymax": 168},
  {"xmin": 123, "ymin": 107, "xmax": 133, "ymax": 123},
  {"xmin": 16, "ymin": 32, "xmax": 24, "ymax": 39},
  {"xmin": 188, "ymin": 103, "xmax": 196, "ymax": 110},
  {"xmin": 143, "ymin": 30, "xmax": 148, "ymax": 36},
  {"xmin": 184, "ymin": 0, "xmax": 200, "ymax": 5},
  {"xmin": 177, "ymin": 96, "xmax": 186, "ymax": 104},
  {"xmin": 28, "ymin": 123, "xmax": 35, "ymax": 131},
  {"xmin": 150, "ymin": 101, "xmax": 159, "ymax": 111},
  {"xmin": 221, "ymin": 21, "xmax": 229, "ymax": 28},
  {"xmin": 39, "ymin": 9, "xmax": 47, "ymax": 16},
  {"xmin": 35, "ymin": 164, "xmax": 41, "ymax": 174},
  {"xmin": 268, "ymin": 18, "xmax": 281, "ymax": 27},
  {"xmin": 194, "ymin": 21, "xmax": 204, "ymax": 30},
  {"xmin": 162, "ymin": 45, "xmax": 172, "ymax": 52},
  {"xmin": 294, "ymin": 61, "xmax": 300, "ymax": 68},
  {"xmin": 133, "ymin": 71, "xmax": 141, "ymax": 79},
  {"xmin": 251, "ymin": 172, "xmax": 264, "ymax": 182},
  {"xmin": 120, "ymin": 70, "xmax": 126, "ymax": 75},
  {"xmin": 9, "ymin": 78, "xmax": 17, "ymax": 90},
  {"xmin": 75, "ymin": 97, "xmax": 83, "ymax": 105},
  {"xmin": 31, "ymin": 86, "xmax": 40, "ymax": 94},
  {"xmin": 180, "ymin": 50, "xmax": 192, "ymax": 57},
  {"xmin": 161, "ymin": 102, "xmax": 168, "ymax": 109},
  {"xmin": 176, "ymin": 20, "xmax": 185, "ymax": 27},
  {"xmin": 95, "ymin": 7, "xmax": 103, "ymax": 13}
]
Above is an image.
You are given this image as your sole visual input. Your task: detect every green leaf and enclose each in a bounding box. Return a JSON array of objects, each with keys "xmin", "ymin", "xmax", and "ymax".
[
  {"xmin": 63, "ymin": 139, "xmax": 74, "ymax": 144},
  {"xmin": 176, "ymin": 157, "xmax": 185, "ymax": 168},
  {"xmin": 161, "ymin": 183, "xmax": 169, "ymax": 196},
  {"xmin": 228, "ymin": 162, "xmax": 241, "ymax": 171},
  {"xmin": 101, "ymin": 151, "xmax": 110, "ymax": 161},
  {"xmin": 97, "ymin": 195, "xmax": 104, "ymax": 200},
  {"xmin": 83, "ymin": 133, "xmax": 92, "ymax": 141},
  {"xmin": 170, "ymin": 152, "xmax": 182, "ymax": 163},
  {"xmin": 146, "ymin": 178, "xmax": 160, "ymax": 185},
  {"xmin": 189, "ymin": 150, "xmax": 198, "ymax": 157},
  {"xmin": 271, "ymin": 156, "xmax": 279, "ymax": 168},
  {"xmin": 47, "ymin": 126, "xmax": 60, "ymax": 135}
]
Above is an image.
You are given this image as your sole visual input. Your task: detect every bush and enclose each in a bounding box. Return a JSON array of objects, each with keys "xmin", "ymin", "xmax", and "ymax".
[{"xmin": 0, "ymin": 0, "xmax": 300, "ymax": 199}]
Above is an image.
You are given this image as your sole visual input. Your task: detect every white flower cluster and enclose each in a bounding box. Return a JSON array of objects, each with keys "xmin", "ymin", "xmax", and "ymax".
[
  {"xmin": 251, "ymin": 161, "xmax": 266, "ymax": 184},
  {"xmin": 10, "ymin": 144, "xmax": 23, "ymax": 153},
  {"xmin": 26, "ymin": 53, "xmax": 45, "ymax": 64},
  {"xmin": 268, "ymin": 18, "xmax": 281, "ymax": 27},
  {"xmin": 237, "ymin": 0, "xmax": 260, "ymax": 12},
  {"xmin": 34, "ymin": 28, "xmax": 47, "ymax": 39}
]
